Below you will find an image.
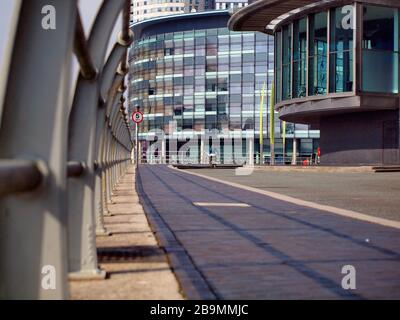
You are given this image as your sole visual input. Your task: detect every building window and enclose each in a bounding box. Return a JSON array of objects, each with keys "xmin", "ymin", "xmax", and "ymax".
[
  {"xmin": 282, "ymin": 24, "xmax": 292, "ymax": 101},
  {"xmin": 362, "ymin": 5, "xmax": 399, "ymax": 93},
  {"xmin": 206, "ymin": 78, "xmax": 217, "ymax": 92},
  {"xmin": 293, "ymin": 18, "xmax": 307, "ymax": 98},
  {"xmin": 309, "ymin": 12, "xmax": 327, "ymax": 96},
  {"xmin": 329, "ymin": 6, "xmax": 354, "ymax": 93}
]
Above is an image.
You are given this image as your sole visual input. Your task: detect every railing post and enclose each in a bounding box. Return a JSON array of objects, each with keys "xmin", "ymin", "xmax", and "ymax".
[
  {"xmin": 0, "ymin": 0, "xmax": 77, "ymax": 299},
  {"xmin": 106, "ymin": 132, "xmax": 115, "ymax": 205},
  {"xmin": 102, "ymin": 123, "xmax": 112, "ymax": 215},
  {"xmin": 95, "ymin": 90, "xmax": 124, "ymax": 229},
  {"xmin": 93, "ymin": 47, "xmax": 127, "ymax": 236},
  {"xmin": 67, "ymin": 0, "xmax": 125, "ymax": 280}
]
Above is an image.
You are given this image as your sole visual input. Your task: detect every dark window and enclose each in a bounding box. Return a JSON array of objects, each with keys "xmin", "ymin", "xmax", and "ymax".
[
  {"xmin": 164, "ymin": 48, "xmax": 174, "ymax": 56},
  {"xmin": 282, "ymin": 24, "xmax": 292, "ymax": 100},
  {"xmin": 293, "ymin": 18, "xmax": 307, "ymax": 98},
  {"xmin": 362, "ymin": 5, "xmax": 399, "ymax": 93},
  {"xmin": 309, "ymin": 12, "xmax": 328, "ymax": 96},
  {"xmin": 275, "ymin": 30, "xmax": 282, "ymax": 103}
]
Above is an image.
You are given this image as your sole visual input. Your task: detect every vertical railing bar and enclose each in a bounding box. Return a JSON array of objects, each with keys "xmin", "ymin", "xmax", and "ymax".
[{"xmin": 74, "ymin": 11, "xmax": 98, "ymax": 80}]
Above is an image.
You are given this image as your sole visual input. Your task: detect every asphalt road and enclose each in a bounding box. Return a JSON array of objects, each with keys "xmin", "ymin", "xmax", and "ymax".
[
  {"xmin": 187, "ymin": 168, "xmax": 400, "ymax": 222},
  {"xmin": 137, "ymin": 165, "xmax": 400, "ymax": 300}
]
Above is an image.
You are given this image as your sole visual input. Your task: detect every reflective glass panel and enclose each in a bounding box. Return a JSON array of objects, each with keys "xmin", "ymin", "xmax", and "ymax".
[
  {"xmin": 275, "ymin": 31, "xmax": 282, "ymax": 103},
  {"xmin": 282, "ymin": 24, "xmax": 292, "ymax": 100},
  {"xmin": 362, "ymin": 5, "xmax": 399, "ymax": 93},
  {"xmin": 329, "ymin": 6, "xmax": 354, "ymax": 93},
  {"xmin": 293, "ymin": 18, "xmax": 307, "ymax": 98},
  {"xmin": 309, "ymin": 12, "xmax": 328, "ymax": 96}
]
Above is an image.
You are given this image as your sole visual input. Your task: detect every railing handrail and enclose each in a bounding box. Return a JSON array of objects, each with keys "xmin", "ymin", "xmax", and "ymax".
[{"xmin": 0, "ymin": 160, "xmax": 45, "ymax": 196}]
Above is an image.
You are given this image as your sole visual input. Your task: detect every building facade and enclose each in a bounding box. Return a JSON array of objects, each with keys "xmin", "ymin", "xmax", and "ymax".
[
  {"xmin": 215, "ymin": 0, "xmax": 249, "ymax": 11},
  {"xmin": 130, "ymin": 0, "xmax": 215, "ymax": 23},
  {"xmin": 129, "ymin": 11, "xmax": 320, "ymax": 164},
  {"xmin": 130, "ymin": 0, "xmax": 186, "ymax": 23},
  {"xmin": 229, "ymin": 0, "xmax": 400, "ymax": 165}
]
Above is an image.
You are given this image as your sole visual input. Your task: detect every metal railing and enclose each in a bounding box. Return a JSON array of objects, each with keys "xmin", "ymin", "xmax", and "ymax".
[
  {"xmin": 261, "ymin": 155, "xmax": 319, "ymax": 166},
  {"xmin": 0, "ymin": 0, "xmax": 133, "ymax": 299},
  {"xmin": 137, "ymin": 150, "xmax": 318, "ymax": 166}
]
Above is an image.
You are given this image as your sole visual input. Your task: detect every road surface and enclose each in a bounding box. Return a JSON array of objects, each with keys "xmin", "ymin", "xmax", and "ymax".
[{"xmin": 137, "ymin": 165, "xmax": 400, "ymax": 299}]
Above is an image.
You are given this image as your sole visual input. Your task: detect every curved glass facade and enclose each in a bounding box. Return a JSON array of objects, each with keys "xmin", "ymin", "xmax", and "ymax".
[
  {"xmin": 267, "ymin": 2, "xmax": 400, "ymax": 165},
  {"xmin": 274, "ymin": 3, "xmax": 400, "ymax": 103},
  {"xmin": 130, "ymin": 28, "xmax": 274, "ymax": 137},
  {"xmin": 275, "ymin": 4, "xmax": 355, "ymax": 103},
  {"xmin": 129, "ymin": 21, "xmax": 320, "ymax": 162},
  {"xmin": 228, "ymin": 1, "xmax": 400, "ymax": 165}
]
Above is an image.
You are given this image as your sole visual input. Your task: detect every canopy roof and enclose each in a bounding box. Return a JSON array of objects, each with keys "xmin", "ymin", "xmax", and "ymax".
[
  {"xmin": 228, "ymin": 0, "xmax": 321, "ymax": 34},
  {"xmin": 228, "ymin": 0, "xmax": 400, "ymax": 34}
]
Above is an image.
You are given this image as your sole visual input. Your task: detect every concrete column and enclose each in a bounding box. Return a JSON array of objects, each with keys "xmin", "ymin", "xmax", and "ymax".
[
  {"xmin": 292, "ymin": 138, "xmax": 298, "ymax": 166},
  {"xmin": 200, "ymin": 136, "xmax": 208, "ymax": 164},
  {"xmin": 161, "ymin": 138, "xmax": 166, "ymax": 164},
  {"xmin": 138, "ymin": 141, "xmax": 142, "ymax": 164},
  {"xmin": 248, "ymin": 137, "xmax": 254, "ymax": 166}
]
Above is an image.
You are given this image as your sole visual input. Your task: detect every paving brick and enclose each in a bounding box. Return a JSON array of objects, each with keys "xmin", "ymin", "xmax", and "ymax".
[
  {"xmin": 137, "ymin": 165, "xmax": 400, "ymax": 300},
  {"xmin": 69, "ymin": 166, "xmax": 183, "ymax": 300}
]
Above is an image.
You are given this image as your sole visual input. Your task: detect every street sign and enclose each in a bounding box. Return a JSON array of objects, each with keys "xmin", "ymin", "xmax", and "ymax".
[{"xmin": 132, "ymin": 111, "xmax": 144, "ymax": 124}]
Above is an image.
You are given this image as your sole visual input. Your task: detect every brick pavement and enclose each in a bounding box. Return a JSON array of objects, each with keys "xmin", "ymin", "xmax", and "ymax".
[
  {"xmin": 137, "ymin": 165, "xmax": 400, "ymax": 300},
  {"xmin": 70, "ymin": 166, "xmax": 183, "ymax": 300}
]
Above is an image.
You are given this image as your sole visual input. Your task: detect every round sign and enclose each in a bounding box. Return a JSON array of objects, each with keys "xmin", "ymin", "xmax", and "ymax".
[{"xmin": 132, "ymin": 111, "xmax": 144, "ymax": 124}]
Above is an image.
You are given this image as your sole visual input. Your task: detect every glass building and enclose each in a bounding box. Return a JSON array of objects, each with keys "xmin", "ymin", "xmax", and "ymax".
[
  {"xmin": 229, "ymin": 0, "xmax": 400, "ymax": 165},
  {"xmin": 130, "ymin": 1, "xmax": 186, "ymax": 24},
  {"xmin": 129, "ymin": 10, "xmax": 320, "ymax": 164}
]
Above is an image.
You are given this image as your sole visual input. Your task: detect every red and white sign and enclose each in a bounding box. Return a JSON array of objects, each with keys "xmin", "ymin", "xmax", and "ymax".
[{"xmin": 132, "ymin": 111, "xmax": 144, "ymax": 124}]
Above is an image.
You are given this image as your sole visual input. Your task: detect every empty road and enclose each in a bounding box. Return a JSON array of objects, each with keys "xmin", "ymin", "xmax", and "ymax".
[{"xmin": 137, "ymin": 165, "xmax": 400, "ymax": 300}]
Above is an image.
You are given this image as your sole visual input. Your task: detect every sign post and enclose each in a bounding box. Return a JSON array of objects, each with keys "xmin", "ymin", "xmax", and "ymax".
[
  {"xmin": 135, "ymin": 122, "xmax": 138, "ymax": 168},
  {"xmin": 132, "ymin": 111, "xmax": 144, "ymax": 168}
]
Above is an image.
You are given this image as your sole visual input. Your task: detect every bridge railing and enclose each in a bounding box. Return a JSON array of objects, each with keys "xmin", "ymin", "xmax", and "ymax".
[{"xmin": 0, "ymin": 0, "xmax": 134, "ymax": 299}]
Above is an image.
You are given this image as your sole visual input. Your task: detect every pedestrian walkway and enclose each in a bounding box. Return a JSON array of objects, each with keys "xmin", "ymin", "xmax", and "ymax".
[
  {"xmin": 137, "ymin": 165, "xmax": 400, "ymax": 300},
  {"xmin": 70, "ymin": 166, "xmax": 183, "ymax": 300}
]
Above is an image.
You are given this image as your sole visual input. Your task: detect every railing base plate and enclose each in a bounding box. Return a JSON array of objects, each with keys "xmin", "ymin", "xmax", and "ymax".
[
  {"xmin": 68, "ymin": 269, "xmax": 107, "ymax": 281},
  {"xmin": 96, "ymin": 228, "xmax": 112, "ymax": 237}
]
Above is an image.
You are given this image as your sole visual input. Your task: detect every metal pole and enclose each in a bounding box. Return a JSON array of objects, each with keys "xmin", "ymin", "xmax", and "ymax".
[
  {"xmin": 136, "ymin": 122, "xmax": 139, "ymax": 168},
  {"xmin": 0, "ymin": 0, "xmax": 76, "ymax": 299}
]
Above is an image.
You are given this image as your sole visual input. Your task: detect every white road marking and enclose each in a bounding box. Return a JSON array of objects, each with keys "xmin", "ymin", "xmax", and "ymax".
[{"xmin": 193, "ymin": 202, "xmax": 250, "ymax": 208}]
